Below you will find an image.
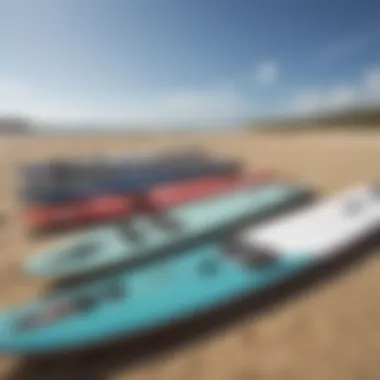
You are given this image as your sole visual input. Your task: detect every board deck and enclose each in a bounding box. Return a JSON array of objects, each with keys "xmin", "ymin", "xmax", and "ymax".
[
  {"xmin": 24, "ymin": 181, "xmax": 312, "ymax": 279},
  {"xmin": 1, "ymin": 184, "xmax": 378, "ymax": 354}
]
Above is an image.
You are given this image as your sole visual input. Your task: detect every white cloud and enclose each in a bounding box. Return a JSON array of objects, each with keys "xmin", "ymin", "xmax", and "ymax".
[
  {"xmin": 2, "ymin": 63, "xmax": 380, "ymax": 128},
  {"xmin": 326, "ymin": 85, "xmax": 356, "ymax": 109},
  {"xmin": 290, "ymin": 65, "xmax": 380, "ymax": 116},
  {"xmin": 317, "ymin": 32, "xmax": 370, "ymax": 65},
  {"xmin": 290, "ymin": 86, "xmax": 357, "ymax": 116},
  {"xmin": 0, "ymin": 77, "xmax": 92, "ymax": 121},
  {"xmin": 253, "ymin": 61, "xmax": 278, "ymax": 85},
  {"xmin": 0, "ymin": 78, "xmax": 252, "ymax": 128},
  {"xmin": 95, "ymin": 86, "xmax": 251, "ymax": 127},
  {"xmin": 362, "ymin": 67, "xmax": 380, "ymax": 97},
  {"xmin": 0, "ymin": 78, "xmax": 32, "ymax": 114},
  {"xmin": 291, "ymin": 90, "xmax": 324, "ymax": 114}
]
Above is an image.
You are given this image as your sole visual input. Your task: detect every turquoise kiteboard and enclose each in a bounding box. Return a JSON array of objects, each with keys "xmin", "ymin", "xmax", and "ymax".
[
  {"xmin": 1, "ymin": 184, "xmax": 378, "ymax": 354},
  {"xmin": 24, "ymin": 180, "xmax": 313, "ymax": 280}
]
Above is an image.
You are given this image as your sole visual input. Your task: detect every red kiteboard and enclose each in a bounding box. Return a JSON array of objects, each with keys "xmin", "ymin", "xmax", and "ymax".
[
  {"xmin": 144, "ymin": 168, "xmax": 275, "ymax": 211},
  {"xmin": 23, "ymin": 169, "xmax": 275, "ymax": 232}
]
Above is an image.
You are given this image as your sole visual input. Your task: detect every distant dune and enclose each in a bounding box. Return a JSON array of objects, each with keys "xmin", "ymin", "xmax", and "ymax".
[
  {"xmin": 2, "ymin": 105, "xmax": 380, "ymax": 136},
  {"xmin": 0, "ymin": 117, "xmax": 33, "ymax": 134},
  {"xmin": 249, "ymin": 106, "xmax": 380, "ymax": 132}
]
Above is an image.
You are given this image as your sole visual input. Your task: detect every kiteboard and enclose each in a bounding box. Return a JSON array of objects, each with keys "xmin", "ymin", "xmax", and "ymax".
[{"xmin": 3, "ymin": 184, "xmax": 378, "ymax": 354}]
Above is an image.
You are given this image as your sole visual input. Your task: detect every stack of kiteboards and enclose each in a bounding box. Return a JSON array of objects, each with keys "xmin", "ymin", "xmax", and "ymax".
[
  {"xmin": 20, "ymin": 146, "xmax": 248, "ymax": 233},
  {"xmin": 1, "ymin": 146, "xmax": 378, "ymax": 355}
]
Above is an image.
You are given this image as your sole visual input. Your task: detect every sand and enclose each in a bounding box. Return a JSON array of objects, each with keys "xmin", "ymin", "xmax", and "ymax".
[{"xmin": 0, "ymin": 130, "xmax": 379, "ymax": 380}]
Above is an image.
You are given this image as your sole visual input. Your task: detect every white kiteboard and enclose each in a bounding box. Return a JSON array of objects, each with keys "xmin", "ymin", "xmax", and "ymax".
[{"xmin": 237, "ymin": 184, "xmax": 380, "ymax": 260}]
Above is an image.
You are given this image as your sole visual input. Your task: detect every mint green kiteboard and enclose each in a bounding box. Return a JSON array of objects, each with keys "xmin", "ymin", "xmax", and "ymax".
[{"xmin": 24, "ymin": 181, "xmax": 313, "ymax": 279}]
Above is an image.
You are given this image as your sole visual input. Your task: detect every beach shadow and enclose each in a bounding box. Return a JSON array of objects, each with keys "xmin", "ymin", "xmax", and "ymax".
[{"xmin": 4, "ymin": 229, "xmax": 380, "ymax": 380}]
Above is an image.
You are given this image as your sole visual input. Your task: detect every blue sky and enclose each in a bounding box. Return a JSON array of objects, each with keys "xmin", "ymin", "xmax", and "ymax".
[{"xmin": 1, "ymin": 0, "xmax": 380, "ymax": 128}]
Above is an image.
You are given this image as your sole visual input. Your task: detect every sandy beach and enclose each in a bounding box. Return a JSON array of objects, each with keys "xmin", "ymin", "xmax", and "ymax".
[{"xmin": 0, "ymin": 130, "xmax": 379, "ymax": 380}]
